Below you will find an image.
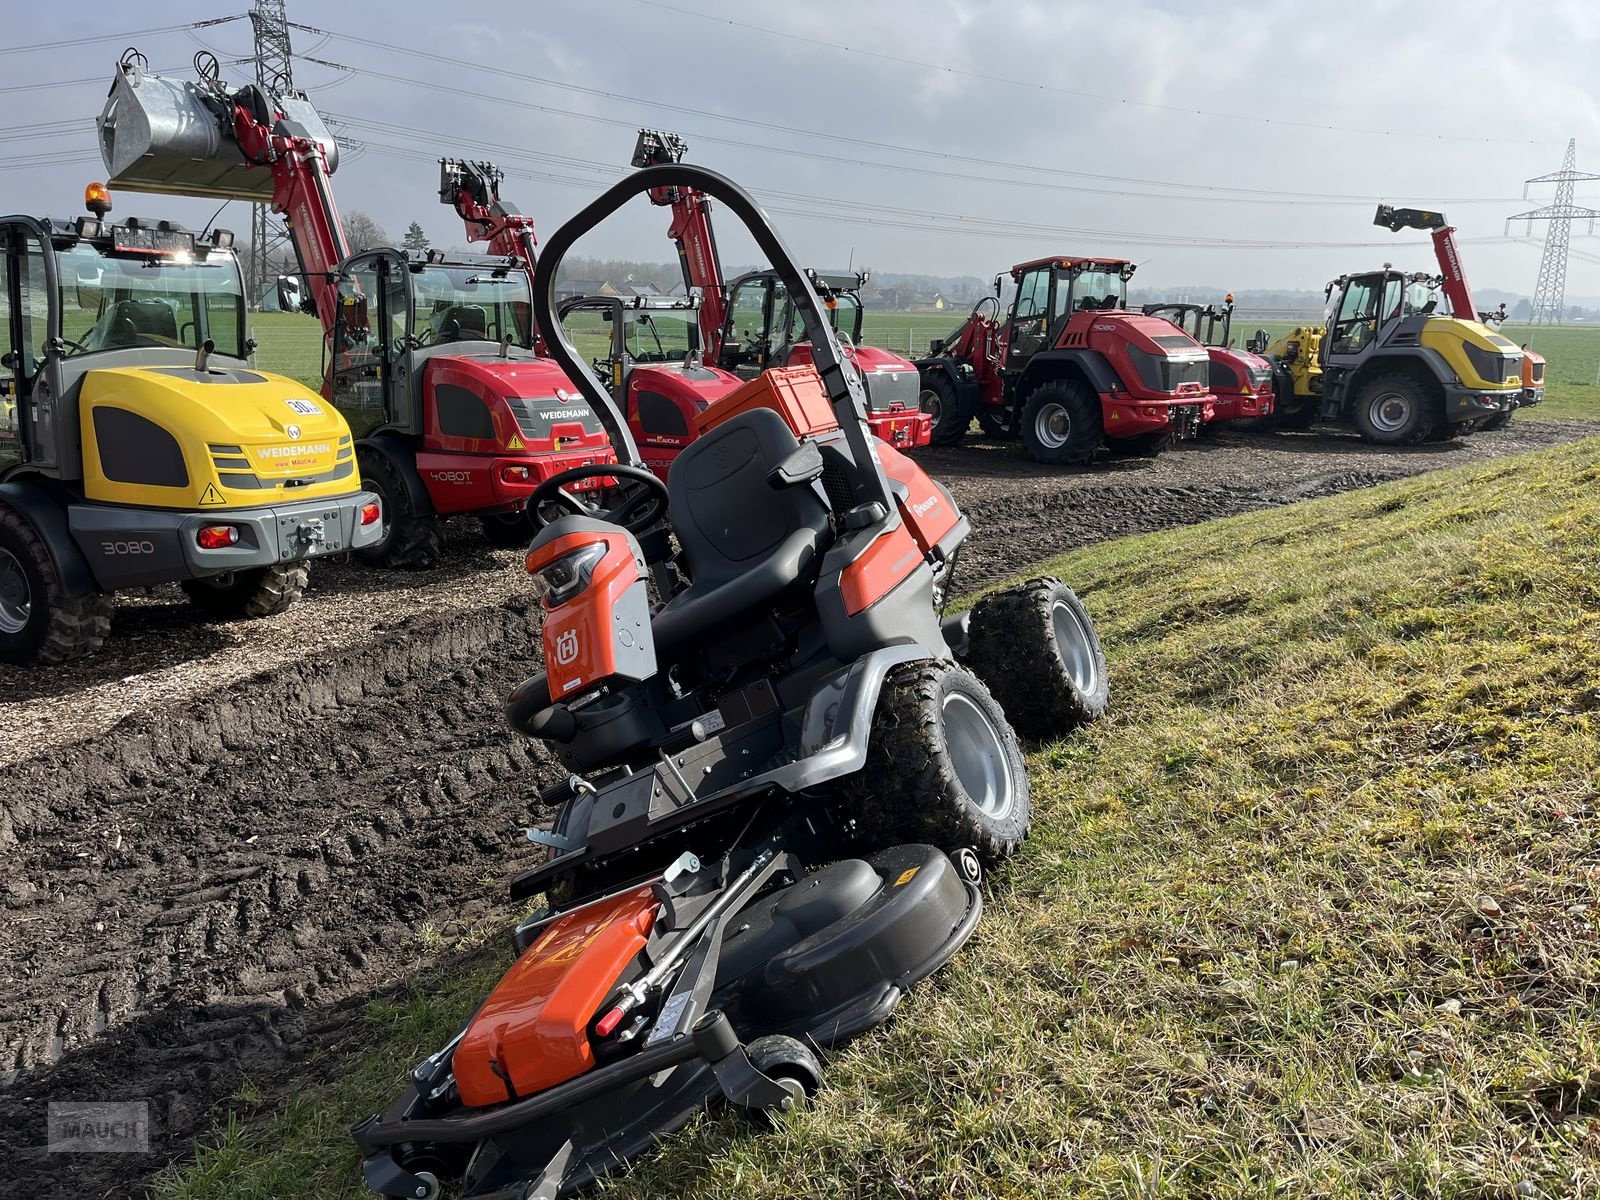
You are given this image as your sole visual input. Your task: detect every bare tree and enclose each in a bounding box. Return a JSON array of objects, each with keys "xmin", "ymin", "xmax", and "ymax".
[{"xmin": 344, "ymin": 211, "xmax": 390, "ymax": 253}]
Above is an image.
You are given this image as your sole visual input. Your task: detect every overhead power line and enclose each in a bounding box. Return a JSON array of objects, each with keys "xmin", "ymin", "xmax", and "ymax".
[
  {"xmin": 0, "ymin": 15, "xmax": 244, "ymax": 57},
  {"xmin": 620, "ymin": 0, "xmax": 1553, "ymax": 148}
]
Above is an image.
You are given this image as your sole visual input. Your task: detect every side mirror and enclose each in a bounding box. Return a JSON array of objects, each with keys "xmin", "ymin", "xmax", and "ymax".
[
  {"xmin": 928, "ymin": 338, "xmax": 945, "ymax": 356},
  {"xmin": 275, "ymin": 275, "xmax": 302, "ymax": 313}
]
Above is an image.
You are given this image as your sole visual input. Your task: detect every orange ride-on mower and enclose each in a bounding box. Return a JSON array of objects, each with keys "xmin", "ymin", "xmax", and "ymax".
[{"xmin": 351, "ymin": 166, "xmax": 1109, "ymax": 1200}]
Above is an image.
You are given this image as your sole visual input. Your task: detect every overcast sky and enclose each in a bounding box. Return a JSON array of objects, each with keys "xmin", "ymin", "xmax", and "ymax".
[{"xmin": 9, "ymin": 0, "xmax": 1600, "ymax": 300}]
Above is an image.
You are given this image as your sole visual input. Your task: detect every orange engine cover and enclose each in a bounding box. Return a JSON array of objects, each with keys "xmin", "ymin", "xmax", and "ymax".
[
  {"xmin": 453, "ymin": 885, "xmax": 660, "ymax": 1107},
  {"xmin": 875, "ymin": 441, "xmax": 960, "ymax": 556}
]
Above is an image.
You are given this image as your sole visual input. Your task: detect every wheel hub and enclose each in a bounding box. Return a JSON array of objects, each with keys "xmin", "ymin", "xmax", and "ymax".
[
  {"xmin": 1050, "ymin": 599, "xmax": 1099, "ymax": 694},
  {"xmin": 1370, "ymin": 392, "xmax": 1412, "ymax": 433},
  {"xmin": 919, "ymin": 388, "xmax": 942, "ymax": 425},
  {"xmin": 0, "ymin": 547, "xmax": 31, "ymax": 635},
  {"xmin": 941, "ymin": 691, "xmax": 1015, "ymax": 820},
  {"xmin": 1035, "ymin": 402, "xmax": 1069, "ymax": 449}
]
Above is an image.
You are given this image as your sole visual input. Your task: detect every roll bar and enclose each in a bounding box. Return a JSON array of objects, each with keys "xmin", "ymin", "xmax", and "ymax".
[{"xmin": 531, "ymin": 164, "xmax": 890, "ymax": 511}]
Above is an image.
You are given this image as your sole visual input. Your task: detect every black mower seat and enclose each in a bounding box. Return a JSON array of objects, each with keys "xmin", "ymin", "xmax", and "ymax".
[{"xmin": 651, "ymin": 407, "xmax": 831, "ymax": 656}]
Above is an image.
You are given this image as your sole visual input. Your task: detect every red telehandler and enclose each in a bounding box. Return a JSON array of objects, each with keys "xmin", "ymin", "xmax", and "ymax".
[
  {"xmin": 1140, "ymin": 296, "xmax": 1275, "ymax": 427},
  {"xmin": 632, "ymin": 130, "xmax": 932, "ymax": 454},
  {"xmin": 916, "ymin": 257, "xmax": 1216, "ymax": 464},
  {"xmin": 99, "ymin": 53, "xmax": 616, "ymax": 567},
  {"xmin": 441, "ymin": 158, "xmax": 752, "ymax": 480}
]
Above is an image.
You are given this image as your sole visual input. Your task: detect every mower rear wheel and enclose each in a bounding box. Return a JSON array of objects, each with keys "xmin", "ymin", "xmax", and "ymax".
[
  {"xmin": 921, "ymin": 374, "xmax": 966, "ymax": 446},
  {"xmin": 963, "ymin": 577, "xmax": 1108, "ymax": 740},
  {"xmin": 1352, "ymin": 372, "xmax": 1438, "ymax": 446},
  {"xmin": 0, "ymin": 505, "xmax": 113, "ymax": 665},
  {"xmin": 1020, "ymin": 380, "xmax": 1099, "ymax": 466},
  {"xmin": 182, "ymin": 561, "xmax": 308, "ymax": 619},
  {"xmin": 845, "ymin": 660, "xmax": 1030, "ymax": 866},
  {"xmin": 743, "ymin": 1035, "xmax": 822, "ymax": 1128},
  {"xmin": 355, "ymin": 448, "xmax": 446, "ymax": 570}
]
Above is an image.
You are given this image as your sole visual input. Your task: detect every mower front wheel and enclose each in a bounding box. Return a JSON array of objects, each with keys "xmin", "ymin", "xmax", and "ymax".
[
  {"xmin": 742, "ymin": 1035, "xmax": 822, "ymax": 1128},
  {"xmin": 844, "ymin": 661, "xmax": 1030, "ymax": 866},
  {"xmin": 921, "ymin": 374, "xmax": 966, "ymax": 446},
  {"xmin": 1021, "ymin": 380, "xmax": 1100, "ymax": 466},
  {"xmin": 963, "ymin": 577, "xmax": 1108, "ymax": 740}
]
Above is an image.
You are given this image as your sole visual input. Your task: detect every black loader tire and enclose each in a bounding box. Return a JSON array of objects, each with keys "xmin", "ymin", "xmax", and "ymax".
[
  {"xmin": 0, "ymin": 505, "xmax": 112, "ymax": 665},
  {"xmin": 1020, "ymin": 379, "xmax": 1100, "ymax": 466},
  {"xmin": 182, "ymin": 561, "xmax": 309, "ymax": 619},
  {"xmin": 1352, "ymin": 371, "xmax": 1438, "ymax": 446},
  {"xmin": 479, "ymin": 510, "xmax": 535, "ymax": 548},
  {"xmin": 1106, "ymin": 429, "xmax": 1172, "ymax": 458},
  {"xmin": 842, "ymin": 660, "xmax": 1030, "ymax": 866},
  {"xmin": 975, "ymin": 403, "xmax": 1015, "ymax": 439},
  {"xmin": 962, "ymin": 577, "xmax": 1109, "ymax": 740},
  {"xmin": 1479, "ymin": 408, "xmax": 1514, "ymax": 432},
  {"xmin": 355, "ymin": 448, "xmax": 446, "ymax": 570},
  {"xmin": 921, "ymin": 373, "xmax": 966, "ymax": 446}
]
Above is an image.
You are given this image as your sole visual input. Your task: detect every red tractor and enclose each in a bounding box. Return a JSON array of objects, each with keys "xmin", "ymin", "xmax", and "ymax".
[
  {"xmin": 1140, "ymin": 296, "xmax": 1274, "ymax": 426},
  {"xmin": 99, "ymin": 53, "xmax": 616, "ymax": 568},
  {"xmin": 633, "ymin": 130, "xmax": 932, "ymax": 453},
  {"xmin": 916, "ymin": 257, "xmax": 1216, "ymax": 463}
]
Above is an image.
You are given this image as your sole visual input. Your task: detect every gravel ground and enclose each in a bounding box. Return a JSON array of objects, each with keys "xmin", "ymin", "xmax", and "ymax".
[{"xmin": 0, "ymin": 416, "xmax": 1594, "ymax": 1198}]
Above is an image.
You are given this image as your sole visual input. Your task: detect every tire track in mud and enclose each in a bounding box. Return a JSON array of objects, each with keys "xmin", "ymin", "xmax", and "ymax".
[{"xmin": 1, "ymin": 419, "xmax": 1593, "ymax": 1197}]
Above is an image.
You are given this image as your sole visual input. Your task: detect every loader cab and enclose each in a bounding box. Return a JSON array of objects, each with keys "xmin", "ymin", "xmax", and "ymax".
[
  {"xmin": 1, "ymin": 207, "xmax": 247, "ymax": 481},
  {"xmin": 1003, "ymin": 258, "xmax": 1133, "ymax": 371},
  {"xmin": 1142, "ymin": 301, "xmax": 1234, "ymax": 349},
  {"xmin": 720, "ymin": 270, "xmax": 867, "ymax": 380},
  {"xmin": 329, "ymin": 248, "xmax": 537, "ymax": 432},
  {"xmin": 1321, "ymin": 269, "xmax": 1437, "ymax": 364}
]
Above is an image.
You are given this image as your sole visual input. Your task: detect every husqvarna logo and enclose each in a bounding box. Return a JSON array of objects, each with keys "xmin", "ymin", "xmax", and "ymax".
[
  {"xmin": 554, "ymin": 629, "xmax": 580, "ymax": 666},
  {"xmin": 911, "ymin": 494, "xmax": 940, "ymax": 517}
]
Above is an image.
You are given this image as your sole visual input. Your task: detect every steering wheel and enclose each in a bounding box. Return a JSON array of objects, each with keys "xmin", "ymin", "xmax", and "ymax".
[{"xmin": 528, "ymin": 463, "xmax": 669, "ymax": 533}]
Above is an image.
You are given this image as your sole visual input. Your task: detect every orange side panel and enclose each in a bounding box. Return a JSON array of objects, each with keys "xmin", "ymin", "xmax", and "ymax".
[
  {"xmin": 876, "ymin": 442, "xmax": 959, "ymax": 555},
  {"xmin": 528, "ymin": 530, "xmax": 641, "ymax": 698},
  {"xmin": 454, "ymin": 886, "xmax": 659, "ymax": 1107},
  {"xmin": 839, "ymin": 522, "xmax": 924, "ymax": 615},
  {"xmin": 695, "ymin": 365, "xmax": 840, "ymax": 439}
]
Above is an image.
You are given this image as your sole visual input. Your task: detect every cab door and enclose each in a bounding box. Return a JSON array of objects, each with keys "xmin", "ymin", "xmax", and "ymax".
[
  {"xmin": 718, "ymin": 274, "xmax": 784, "ymax": 378},
  {"xmin": 1004, "ymin": 265, "xmax": 1052, "ymax": 372},
  {"xmin": 329, "ymin": 253, "xmax": 400, "ymax": 433}
]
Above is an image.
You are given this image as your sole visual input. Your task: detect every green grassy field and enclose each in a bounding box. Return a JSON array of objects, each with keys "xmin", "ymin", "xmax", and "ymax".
[
  {"xmin": 247, "ymin": 311, "xmax": 1600, "ymax": 424},
  {"xmin": 158, "ymin": 434, "xmax": 1600, "ymax": 1199}
]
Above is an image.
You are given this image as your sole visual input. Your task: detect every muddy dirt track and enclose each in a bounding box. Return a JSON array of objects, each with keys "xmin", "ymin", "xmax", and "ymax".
[{"xmin": 0, "ymin": 419, "xmax": 1593, "ymax": 1198}]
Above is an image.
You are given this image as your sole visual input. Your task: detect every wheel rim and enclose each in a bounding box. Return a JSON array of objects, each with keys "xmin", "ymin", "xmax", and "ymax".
[
  {"xmin": 0, "ymin": 547, "xmax": 31, "ymax": 634},
  {"xmin": 1368, "ymin": 391, "xmax": 1413, "ymax": 434},
  {"xmin": 364, "ymin": 475, "xmax": 394, "ymax": 548},
  {"xmin": 1051, "ymin": 599, "xmax": 1099, "ymax": 694},
  {"xmin": 1034, "ymin": 401, "xmax": 1070, "ymax": 449},
  {"xmin": 919, "ymin": 388, "xmax": 942, "ymax": 425},
  {"xmin": 941, "ymin": 690, "xmax": 1015, "ymax": 820}
]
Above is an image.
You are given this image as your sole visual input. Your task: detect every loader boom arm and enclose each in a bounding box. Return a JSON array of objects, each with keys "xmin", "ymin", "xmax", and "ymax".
[
  {"xmin": 633, "ymin": 130, "xmax": 728, "ymax": 359},
  {"xmin": 439, "ymin": 159, "xmax": 540, "ymax": 272},
  {"xmin": 1373, "ymin": 204, "xmax": 1477, "ymax": 324}
]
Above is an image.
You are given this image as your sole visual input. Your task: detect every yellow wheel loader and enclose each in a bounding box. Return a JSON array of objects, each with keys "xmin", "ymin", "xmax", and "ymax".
[{"xmin": 0, "ymin": 185, "xmax": 382, "ymax": 665}]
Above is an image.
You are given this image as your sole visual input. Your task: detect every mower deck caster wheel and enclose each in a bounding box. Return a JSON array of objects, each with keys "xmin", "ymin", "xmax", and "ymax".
[
  {"xmin": 951, "ymin": 846, "xmax": 983, "ymax": 886},
  {"xmin": 743, "ymin": 1035, "xmax": 822, "ymax": 1128}
]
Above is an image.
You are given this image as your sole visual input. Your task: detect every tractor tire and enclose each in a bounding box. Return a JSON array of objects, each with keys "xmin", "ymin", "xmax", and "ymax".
[
  {"xmin": 1020, "ymin": 380, "xmax": 1100, "ymax": 466},
  {"xmin": 842, "ymin": 660, "xmax": 1030, "ymax": 867},
  {"xmin": 0, "ymin": 505, "xmax": 112, "ymax": 666},
  {"xmin": 920, "ymin": 374, "xmax": 966, "ymax": 446},
  {"xmin": 1106, "ymin": 429, "xmax": 1172, "ymax": 459},
  {"xmin": 479, "ymin": 510, "xmax": 535, "ymax": 548},
  {"xmin": 1272, "ymin": 399, "xmax": 1317, "ymax": 431},
  {"xmin": 975, "ymin": 404, "xmax": 1015, "ymax": 439},
  {"xmin": 1479, "ymin": 408, "xmax": 1514, "ymax": 432},
  {"xmin": 355, "ymin": 448, "xmax": 446, "ymax": 570},
  {"xmin": 182, "ymin": 561, "xmax": 308, "ymax": 619},
  {"xmin": 962, "ymin": 577, "xmax": 1109, "ymax": 740},
  {"xmin": 1352, "ymin": 372, "xmax": 1438, "ymax": 446}
]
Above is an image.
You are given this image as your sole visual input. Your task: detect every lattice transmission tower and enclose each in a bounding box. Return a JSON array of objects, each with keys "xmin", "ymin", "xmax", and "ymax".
[
  {"xmin": 247, "ymin": 0, "xmax": 294, "ymax": 310},
  {"xmin": 1507, "ymin": 139, "xmax": 1600, "ymax": 325}
]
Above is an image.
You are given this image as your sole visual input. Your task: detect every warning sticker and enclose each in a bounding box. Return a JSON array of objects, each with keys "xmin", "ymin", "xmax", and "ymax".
[
  {"xmin": 507, "ymin": 434, "xmax": 525, "ymax": 450},
  {"xmin": 198, "ymin": 482, "xmax": 226, "ymax": 506},
  {"xmin": 893, "ymin": 867, "xmax": 919, "ymax": 888}
]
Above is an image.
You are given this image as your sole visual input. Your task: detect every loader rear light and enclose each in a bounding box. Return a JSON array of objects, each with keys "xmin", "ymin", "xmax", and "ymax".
[
  {"xmin": 502, "ymin": 465, "xmax": 533, "ymax": 484},
  {"xmin": 196, "ymin": 524, "xmax": 239, "ymax": 549},
  {"xmin": 360, "ymin": 502, "xmax": 381, "ymax": 526}
]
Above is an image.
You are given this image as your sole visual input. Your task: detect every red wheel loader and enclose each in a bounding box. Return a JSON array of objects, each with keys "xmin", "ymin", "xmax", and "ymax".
[
  {"xmin": 99, "ymin": 52, "xmax": 616, "ymax": 568},
  {"xmin": 916, "ymin": 257, "xmax": 1217, "ymax": 463},
  {"xmin": 1140, "ymin": 296, "xmax": 1274, "ymax": 426}
]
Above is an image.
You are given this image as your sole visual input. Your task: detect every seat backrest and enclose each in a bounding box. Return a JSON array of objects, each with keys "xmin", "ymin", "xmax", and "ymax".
[
  {"xmin": 111, "ymin": 298, "xmax": 178, "ymax": 341},
  {"xmin": 438, "ymin": 304, "xmax": 488, "ymax": 340},
  {"xmin": 667, "ymin": 407, "xmax": 830, "ymax": 592}
]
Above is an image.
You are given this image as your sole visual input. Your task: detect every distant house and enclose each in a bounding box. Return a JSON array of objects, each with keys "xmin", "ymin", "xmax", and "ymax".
[
  {"xmin": 615, "ymin": 282, "xmax": 663, "ymax": 299},
  {"xmin": 556, "ymin": 279, "xmax": 612, "ymax": 301}
]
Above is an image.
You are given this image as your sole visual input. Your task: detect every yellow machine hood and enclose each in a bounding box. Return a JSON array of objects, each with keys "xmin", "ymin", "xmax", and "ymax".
[{"xmin": 79, "ymin": 364, "xmax": 359, "ymax": 510}]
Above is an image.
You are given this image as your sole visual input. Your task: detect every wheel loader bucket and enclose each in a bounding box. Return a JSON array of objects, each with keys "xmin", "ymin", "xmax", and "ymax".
[{"xmin": 98, "ymin": 65, "xmax": 339, "ymax": 202}]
